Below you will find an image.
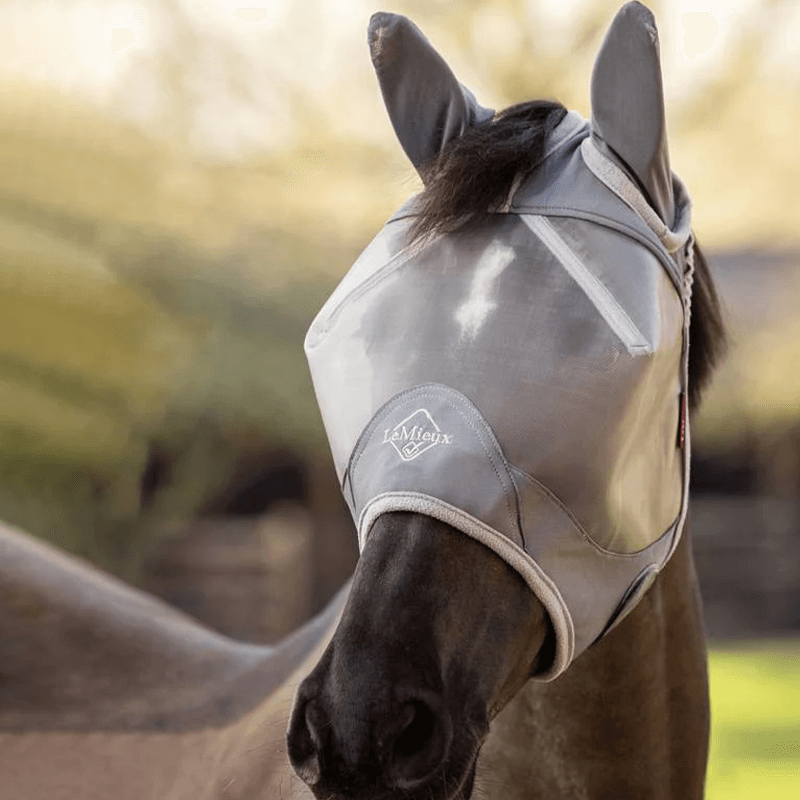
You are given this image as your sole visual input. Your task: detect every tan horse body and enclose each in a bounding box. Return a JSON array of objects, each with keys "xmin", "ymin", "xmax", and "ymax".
[
  {"xmin": 0, "ymin": 518, "xmax": 707, "ymax": 800},
  {"xmin": 0, "ymin": 523, "xmax": 336, "ymax": 800}
]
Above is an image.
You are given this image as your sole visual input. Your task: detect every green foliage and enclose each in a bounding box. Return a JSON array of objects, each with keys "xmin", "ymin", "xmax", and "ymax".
[
  {"xmin": 0, "ymin": 206, "xmax": 345, "ymax": 574},
  {"xmin": 0, "ymin": 88, "xmax": 357, "ymax": 577}
]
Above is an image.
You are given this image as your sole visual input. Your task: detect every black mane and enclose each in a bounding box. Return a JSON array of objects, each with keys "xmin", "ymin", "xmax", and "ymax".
[
  {"xmin": 409, "ymin": 100, "xmax": 726, "ymax": 410},
  {"xmin": 408, "ymin": 100, "xmax": 567, "ymax": 243},
  {"xmin": 687, "ymin": 242, "xmax": 726, "ymax": 410}
]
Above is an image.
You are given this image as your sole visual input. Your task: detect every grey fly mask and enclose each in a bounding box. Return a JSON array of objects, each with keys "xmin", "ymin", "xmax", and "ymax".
[{"xmin": 305, "ymin": 4, "xmax": 695, "ymax": 679}]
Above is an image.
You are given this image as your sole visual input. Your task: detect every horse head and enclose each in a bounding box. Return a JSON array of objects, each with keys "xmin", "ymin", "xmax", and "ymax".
[
  {"xmin": 288, "ymin": 511, "xmax": 551, "ymax": 797},
  {"xmin": 287, "ymin": 4, "xmax": 725, "ymax": 798}
]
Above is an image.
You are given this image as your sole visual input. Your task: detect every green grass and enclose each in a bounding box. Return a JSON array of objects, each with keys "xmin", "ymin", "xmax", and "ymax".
[{"xmin": 707, "ymin": 641, "xmax": 800, "ymax": 799}]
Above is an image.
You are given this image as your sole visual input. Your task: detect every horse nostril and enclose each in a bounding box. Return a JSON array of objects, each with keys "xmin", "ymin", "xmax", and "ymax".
[
  {"xmin": 286, "ymin": 694, "xmax": 326, "ymax": 787},
  {"xmin": 385, "ymin": 694, "xmax": 453, "ymax": 790},
  {"xmin": 394, "ymin": 701, "xmax": 433, "ymax": 759}
]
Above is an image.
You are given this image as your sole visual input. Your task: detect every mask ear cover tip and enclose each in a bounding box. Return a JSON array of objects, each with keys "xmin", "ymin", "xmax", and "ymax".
[{"xmin": 590, "ymin": 2, "xmax": 675, "ymax": 227}]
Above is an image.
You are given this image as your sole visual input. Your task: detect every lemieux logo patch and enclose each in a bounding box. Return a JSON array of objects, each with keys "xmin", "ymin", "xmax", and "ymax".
[{"xmin": 382, "ymin": 408, "xmax": 454, "ymax": 462}]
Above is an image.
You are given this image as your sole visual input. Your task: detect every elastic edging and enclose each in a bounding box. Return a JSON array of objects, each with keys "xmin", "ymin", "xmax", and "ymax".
[{"xmin": 357, "ymin": 490, "xmax": 575, "ymax": 681}]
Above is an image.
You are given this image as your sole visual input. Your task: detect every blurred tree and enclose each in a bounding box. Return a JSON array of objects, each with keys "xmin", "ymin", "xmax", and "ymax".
[{"xmin": 0, "ymin": 0, "xmax": 798, "ymax": 579}]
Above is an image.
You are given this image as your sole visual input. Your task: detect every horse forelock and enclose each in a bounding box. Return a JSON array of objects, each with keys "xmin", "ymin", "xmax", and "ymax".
[{"xmin": 407, "ymin": 101, "xmax": 568, "ymax": 245}]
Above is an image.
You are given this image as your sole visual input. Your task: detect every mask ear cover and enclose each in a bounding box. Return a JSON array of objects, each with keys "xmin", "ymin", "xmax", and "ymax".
[
  {"xmin": 368, "ymin": 12, "xmax": 494, "ymax": 178},
  {"xmin": 590, "ymin": 2, "xmax": 674, "ymax": 226}
]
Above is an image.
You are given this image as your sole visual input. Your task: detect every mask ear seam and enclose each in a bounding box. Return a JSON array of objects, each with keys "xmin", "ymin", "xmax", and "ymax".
[{"xmin": 580, "ymin": 137, "xmax": 693, "ymax": 254}]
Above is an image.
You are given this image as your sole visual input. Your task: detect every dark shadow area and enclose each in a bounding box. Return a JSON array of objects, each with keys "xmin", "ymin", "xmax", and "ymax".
[{"xmin": 204, "ymin": 458, "xmax": 306, "ymax": 517}]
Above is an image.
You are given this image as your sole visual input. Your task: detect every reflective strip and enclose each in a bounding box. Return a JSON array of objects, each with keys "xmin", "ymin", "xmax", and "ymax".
[
  {"xmin": 521, "ymin": 214, "xmax": 652, "ymax": 355},
  {"xmin": 306, "ymin": 225, "xmax": 442, "ymax": 344}
]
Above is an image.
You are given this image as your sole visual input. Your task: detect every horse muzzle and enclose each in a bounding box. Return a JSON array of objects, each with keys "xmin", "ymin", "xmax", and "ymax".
[{"xmin": 287, "ymin": 672, "xmax": 480, "ymax": 798}]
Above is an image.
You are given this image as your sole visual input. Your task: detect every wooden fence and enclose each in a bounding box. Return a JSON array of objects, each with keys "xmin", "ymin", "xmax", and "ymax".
[
  {"xmin": 691, "ymin": 495, "xmax": 800, "ymax": 639},
  {"xmin": 141, "ymin": 503, "xmax": 313, "ymax": 644},
  {"xmin": 139, "ymin": 494, "xmax": 800, "ymax": 645}
]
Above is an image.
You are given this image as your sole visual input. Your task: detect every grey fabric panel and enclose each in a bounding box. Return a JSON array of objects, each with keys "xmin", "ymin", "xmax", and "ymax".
[
  {"xmin": 508, "ymin": 114, "xmax": 684, "ymax": 290},
  {"xmin": 344, "ymin": 385, "xmax": 524, "ymax": 549},
  {"xmin": 590, "ymin": 2, "xmax": 674, "ymax": 226},
  {"xmin": 536, "ymin": 215, "xmax": 684, "ymax": 551},
  {"xmin": 307, "ymin": 213, "xmax": 683, "ymax": 555},
  {"xmin": 519, "ymin": 215, "xmax": 651, "ymax": 354},
  {"xmin": 579, "ymin": 137, "xmax": 692, "ymax": 257},
  {"xmin": 542, "ymin": 216, "xmax": 666, "ymax": 348},
  {"xmin": 344, "ymin": 389, "xmax": 678, "ymax": 661},
  {"xmin": 380, "ymin": 110, "xmax": 684, "ymax": 290},
  {"xmin": 510, "ymin": 467, "xmax": 674, "ymax": 656},
  {"xmin": 368, "ymin": 12, "xmax": 494, "ymax": 173},
  {"xmin": 305, "ymin": 217, "xmax": 419, "ymax": 479}
]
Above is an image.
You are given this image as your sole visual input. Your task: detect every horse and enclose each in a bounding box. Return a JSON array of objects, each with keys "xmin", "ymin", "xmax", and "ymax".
[
  {"xmin": 289, "ymin": 4, "xmax": 725, "ymax": 799},
  {"xmin": 0, "ymin": 4, "xmax": 725, "ymax": 799},
  {"xmin": 0, "ymin": 518, "xmax": 348, "ymax": 799}
]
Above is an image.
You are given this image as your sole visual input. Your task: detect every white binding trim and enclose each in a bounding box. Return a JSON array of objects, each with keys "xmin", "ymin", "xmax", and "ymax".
[
  {"xmin": 358, "ymin": 491, "xmax": 575, "ymax": 682},
  {"xmin": 580, "ymin": 137, "xmax": 692, "ymax": 254},
  {"xmin": 521, "ymin": 214, "xmax": 651, "ymax": 355}
]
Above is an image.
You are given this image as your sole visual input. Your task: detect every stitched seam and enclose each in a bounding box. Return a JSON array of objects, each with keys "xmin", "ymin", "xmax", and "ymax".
[
  {"xmin": 511, "ymin": 206, "xmax": 682, "ymax": 290},
  {"xmin": 579, "ymin": 138, "xmax": 693, "ymax": 258},
  {"xmin": 318, "ymin": 232, "xmax": 443, "ymax": 333},
  {"xmin": 386, "ymin": 200, "xmax": 681, "ymax": 290},
  {"xmin": 498, "ymin": 115, "xmax": 586, "ymax": 214},
  {"xmin": 510, "ymin": 465, "xmax": 680, "ymax": 559},
  {"xmin": 534, "ymin": 215, "xmax": 648, "ymax": 350},
  {"xmin": 539, "ymin": 112, "xmax": 586, "ymax": 162},
  {"xmin": 353, "ymin": 388, "xmax": 516, "ymax": 535},
  {"xmin": 357, "ymin": 491, "xmax": 575, "ymax": 681},
  {"xmin": 580, "ymin": 138, "xmax": 668, "ymax": 239}
]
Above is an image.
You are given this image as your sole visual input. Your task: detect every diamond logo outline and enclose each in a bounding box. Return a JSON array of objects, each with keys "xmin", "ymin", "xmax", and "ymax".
[{"xmin": 381, "ymin": 408, "xmax": 454, "ymax": 462}]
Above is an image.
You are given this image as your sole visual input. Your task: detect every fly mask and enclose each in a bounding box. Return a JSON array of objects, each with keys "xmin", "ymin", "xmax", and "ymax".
[{"xmin": 305, "ymin": 3, "xmax": 694, "ymax": 679}]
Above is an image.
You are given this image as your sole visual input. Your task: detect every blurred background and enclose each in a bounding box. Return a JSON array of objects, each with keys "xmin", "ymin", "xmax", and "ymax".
[{"xmin": 0, "ymin": 0, "xmax": 797, "ymax": 795}]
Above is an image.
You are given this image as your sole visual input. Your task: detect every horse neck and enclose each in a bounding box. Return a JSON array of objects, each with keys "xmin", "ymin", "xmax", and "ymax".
[
  {"xmin": 0, "ymin": 523, "xmax": 348, "ymax": 734},
  {"xmin": 474, "ymin": 528, "xmax": 710, "ymax": 800}
]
